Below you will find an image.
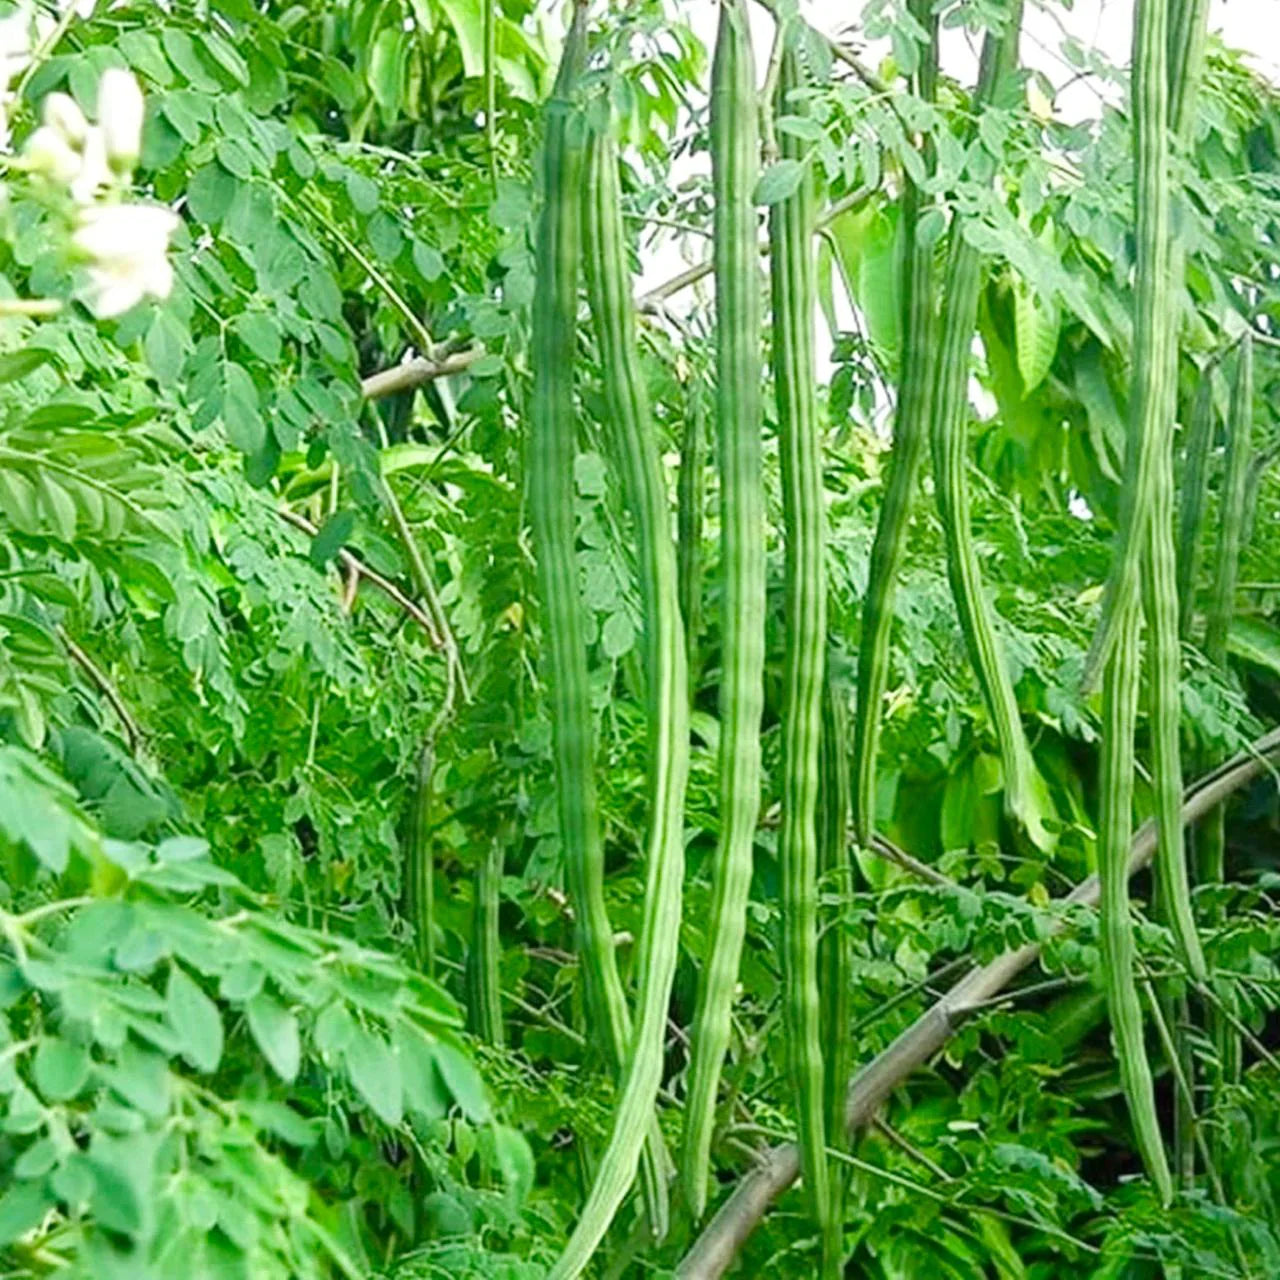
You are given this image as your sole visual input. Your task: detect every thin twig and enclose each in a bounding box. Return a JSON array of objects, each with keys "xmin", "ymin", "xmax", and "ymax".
[
  {"xmin": 58, "ymin": 626, "xmax": 142, "ymax": 750},
  {"xmin": 276, "ymin": 508, "xmax": 444, "ymax": 647}
]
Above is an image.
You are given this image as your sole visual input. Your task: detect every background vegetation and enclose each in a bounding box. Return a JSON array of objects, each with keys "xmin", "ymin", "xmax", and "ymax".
[{"xmin": 1, "ymin": 0, "xmax": 1278, "ymax": 1276}]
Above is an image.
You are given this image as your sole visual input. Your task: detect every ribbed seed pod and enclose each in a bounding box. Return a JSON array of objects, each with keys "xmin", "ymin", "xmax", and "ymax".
[
  {"xmin": 1080, "ymin": 0, "xmax": 1177, "ymax": 693},
  {"xmin": 403, "ymin": 743, "xmax": 435, "ymax": 975},
  {"xmin": 527, "ymin": 6, "xmax": 670, "ymax": 1240},
  {"xmin": 466, "ymin": 835, "xmax": 504, "ymax": 1046},
  {"xmin": 547, "ymin": 111, "xmax": 692, "ymax": 1280},
  {"xmin": 1196, "ymin": 336, "xmax": 1253, "ymax": 911},
  {"xmin": 817, "ymin": 650, "xmax": 852, "ymax": 1236},
  {"xmin": 850, "ymin": 0, "xmax": 938, "ymax": 846},
  {"xmin": 770, "ymin": 29, "xmax": 835, "ymax": 1271},
  {"xmin": 1095, "ymin": 0, "xmax": 1180, "ymax": 1205},
  {"xmin": 678, "ymin": 374, "xmax": 706, "ymax": 687},
  {"xmin": 1205, "ymin": 335, "xmax": 1253, "ymax": 666},
  {"xmin": 929, "ymin": 2, "xmax": 1037, "ymax": 837},
  {"xmin": 1175, "ymin": 376, "xmax": 1215, "ymax": 636},
  {"xmin": 1139, "ymin": 0, "xmax": 1209, "ymax": 981},
  {"xmin": 1099, "ymin": 599, "xmax": 1175, "ymax": 1204},
  {"xmin": 681, "ymin": 0, "xmax": 766, "ymax": 1221}
]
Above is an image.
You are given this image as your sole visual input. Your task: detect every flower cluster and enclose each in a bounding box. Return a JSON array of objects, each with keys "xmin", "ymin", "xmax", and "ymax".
[
  {"xmin": 23, "ymin": 69, "xmax": 178, "ymax": 317},
  {"xmin": 1, "ymin": 1, "xmax": 179, "ymax": 320}
]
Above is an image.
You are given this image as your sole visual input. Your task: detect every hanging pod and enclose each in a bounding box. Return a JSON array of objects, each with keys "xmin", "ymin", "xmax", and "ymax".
[
  {"xmin": 527, "ymin": 6, "xmax": 671, "ymax": 1244},
  {"xmin": 770, "ymin": 25, "xmax": 838, "ymax": 1273},
  {"xmin": 547, "ymin": 84, "xmax": 691, "ymax": 1280},
  {"xmin": 681, "ymin": 0, "xmax": 768, "ymax": 1222}
]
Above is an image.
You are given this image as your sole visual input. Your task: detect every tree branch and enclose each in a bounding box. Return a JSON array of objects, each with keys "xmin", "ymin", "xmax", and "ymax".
[
  {"xmin": 676, "ymin": 726, "xmax": 1280, "ymax": 1279},
  {"xmin": 276, "ymin": 508, "xmax": 444, "ymax": 648},
  {"xmin": 58, "ymin": 627, "xmax": 142, "ymax": 750},
  {"xmin": 360, "ymin": 186, "xmax": 876, "ymax": 396}
]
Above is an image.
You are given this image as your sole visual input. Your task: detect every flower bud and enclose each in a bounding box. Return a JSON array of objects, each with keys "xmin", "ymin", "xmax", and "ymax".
[
  {"xmin": 43, "ymin": 92, "xmax": 89, "ymax": 146},
  {"xmin": 25, "ymin": 124, "xmax": 81, "ymax": 184},
  {"xmin": 98, "ymin": 68, "xmax": 144, "ymax": 171}
]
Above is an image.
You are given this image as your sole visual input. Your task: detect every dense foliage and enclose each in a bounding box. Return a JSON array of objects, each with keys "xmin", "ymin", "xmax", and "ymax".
[{"xmin": 2, "ymin": 0, "xmax": 1279, "ymax": 1277}]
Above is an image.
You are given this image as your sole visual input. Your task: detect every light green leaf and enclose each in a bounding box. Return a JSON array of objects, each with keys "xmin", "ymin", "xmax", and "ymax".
[
  {"xmin": 246, "ymin": 993, "xmax": 300, "ymax": 1083},
  {"xmin": 166, "ymin": 965, "xmax": 224, "ymax": 1073}
]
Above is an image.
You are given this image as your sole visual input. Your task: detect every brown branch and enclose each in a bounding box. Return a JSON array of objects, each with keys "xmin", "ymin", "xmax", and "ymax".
[
  {"xmin": 360, "ymin": 350, "xmax": 484, "ymax": 401},
  {"xmin": 58, "ymin": 626, "xmax": 141, "ymax": 750},
  {"xmin": 677, "ymin": 726, "xmax": 1280, "ymax": 1279},
  {"xmin": 638, "ymin": 183, "xmax": 875, "ymax": 315},
  {"xmin": 276, "ymin": 508, "xmax": 444, "ymax": 648},
  {"xmin": 361, "ymin": 185, "xmax": 877, "ymax": 394}
]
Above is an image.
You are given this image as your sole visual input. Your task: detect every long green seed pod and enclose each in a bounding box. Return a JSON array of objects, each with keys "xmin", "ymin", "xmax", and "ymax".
[
  {"xmin": 770, "ymin": 30, "xmax": 834, "ymax": 1269},
  {"xmin": 1080, "ymin": 0, "xmax": 1176, "ymax": 693},
  {"xmin": 1098, "ymin": 599, "xmax": 1175, "ymax": 1205},
  {"xmin": 1195, "ymin": 339, "xmax": 1254, "ymax": 1096},
  {"xmin": 549, "ymin": 110, "xmax": 692, "ymax": 1280},
  {"xmin": 1152, "ymin": 0, "xmax": 1212, "ymax": 1170},
  {"xmin": 466, "ymin": 835, "xmax": 504, "ymax": 1046},
  {"xmin": 682, "ymin": 0, "xmax": 766, "ymax": 1221},
  {"xmin": 1167, "ymin": 0, "xmax": 1209, "ymax": 143},
  {"xmin": 850, "ymin": 0, "xmax": 938, "ymax": 846},
  {"xmin": 678, "ymin": 373, "xmax": 706, "ymax": 687},
  {"xmin": 929, "ymin": 2, "xmax": 1037, "ymax": 836},
  {"xmin": 1141, "ymin": 479, "xmax": 1207, "ymax": 983},
  {"xmin": 403, "ymin": 743, "xmax": 435, "ymax": 976},
  {"xmin": 817, "ymin": 650, "xmax": 852, "ymax": 1238},
  {"xmin": 527, "ymin": 8, "xmax": 669, "ymax": 1237},
  {"xmin": 1205, "ymin": 335, "xmax": 1253, "ymax": 665},
  {"xmin": 1175, "ymin": 376, "xmax": 1215, "ymax": 636}
]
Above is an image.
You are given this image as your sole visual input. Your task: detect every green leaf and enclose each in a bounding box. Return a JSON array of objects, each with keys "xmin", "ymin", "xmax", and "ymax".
[
  {"xmin": 245, "ymin": 992, "xmax": 299, "ymax": 1082},
  {"xmin": 1013, "ymin": 277, "xmax": 1060, "ymax": 395},
  {"xmin": 0, "ymin": 1181, "xmax": 54, "ymax": 1245},
  {"xmin": 368, "ymin": 28, "xmax": 406, "ymax": 111},
  {"xmin": 222, "ymin": 363, "xmax": 264, "ymax": 454},
  {"xmin": 344, "ymin": 1026, "xmax": 403, "ymax": 1126},
  {"xmin": 754, "ymin": 158, "xmax": 805, "ymax": 206},
  {"xmin": 412, "ymin": 240, "xmax": 445, "ymax": 283},
  {"xmin": 0, "ymin": 349, "xmax": 55, "ymax": 383},
  {"xmin": 491, "ymin": 1124, "xmax": 535, "ymax": 1204},
  {"xmin": 33, "ymin": 1038, "xmax": 90, "ymax": 1101},
  {"xmin": 144, "ymin": 310, "xmax": 187, "ymax": 384},
  {"xmin": 432, "ymin": 1038, "xmax": 489, "ymax": 1122},
  {"xmin": 166, "ymin": 965, "xmax": 224, "ymax": 1073},
  {"xmin": 601, "ymin": 611, "xmax": 635, "ymax": 659},
  {"xmin": 231, "ymin": 312, "xmax": 282, "ymax": 365},
  {"xmin": 186, "ymin": 162, "xmax": 239, "ymax": 225},
  {"xmin": 309, "ymin": 510, "xmax": 355, "ymax": 568},
  {"xmin": 437, "ymin": 0, "xmax": 486, "ymax": 78}
]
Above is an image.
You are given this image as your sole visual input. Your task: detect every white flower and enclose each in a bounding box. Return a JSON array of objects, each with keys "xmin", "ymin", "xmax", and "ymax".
[
  {"xmin": 25, "ymin": 123, "xmax": 80, "ymax": 182},
  {"xmin": 73, "ymin": 203, "xmax": 179, "ymax": 318},
  {"xmin": 43, "ymin": 91, "xmax": 87, "ymax": 144},
  {"xmin": 98, "ymin": 67, "xmax": 142, "ymax": 169},
  {"xmin": 0, "ymin": 5, "xmax": 32, "ymax": 88},
  {"xmin": 67, "ymin": 122, "xmax": 109, "ymax": 202}
]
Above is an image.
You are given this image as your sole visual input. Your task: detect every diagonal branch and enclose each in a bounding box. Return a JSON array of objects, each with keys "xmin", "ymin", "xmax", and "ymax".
[
  {"xmin": 359, "ymin": 186, "xmax": 876, "ymax": 400},
  {"xmin": 277, "ymin": 508, "xmax": 444, "ymax": 648},
  {"xmin": 677, "ymin": 726, "xmax": 1280, "ymax": 1280}
]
